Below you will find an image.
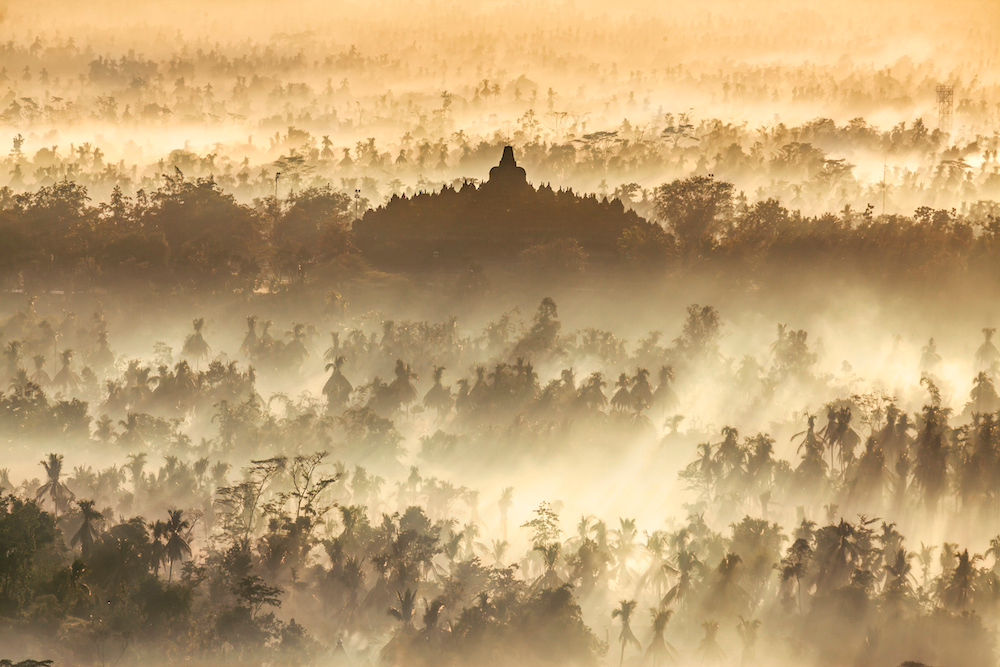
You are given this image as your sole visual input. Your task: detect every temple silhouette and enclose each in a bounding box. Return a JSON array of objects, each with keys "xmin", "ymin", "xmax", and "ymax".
[
  {"xmin": 485, "ymin": 145, "xmax": 529, "ymax": 191},
  {"xmin": 353, "ymin": 146, "xmax": 656, "ymax": 269}
]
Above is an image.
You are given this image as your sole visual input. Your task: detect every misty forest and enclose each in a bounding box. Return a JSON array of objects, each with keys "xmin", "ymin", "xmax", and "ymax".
[{"xmin": 2, "ymin": 0, "xmax": 1000, "ymax": 665}]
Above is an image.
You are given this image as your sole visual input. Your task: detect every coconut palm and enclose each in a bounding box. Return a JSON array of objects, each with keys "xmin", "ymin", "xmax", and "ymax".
[
  {"xmin": 912, "ymin": 405, "xmax": 951, "ymax": 512},
  {"xmin": 323, "ymin": 355, "xmax": 353, "ymax": 406},
  {"xmin": 941, "ymin": 549, "xmax": 981, "ymax": 611},
  {"xmin": 92, "ymin": 330, "xmax": 115, "ymax": 371},
  {"xmin": 698, "ymin": 620, "xmax": 724, "ymax": 663},
  {"xmin": 389, "ymin": 359, "xmax": 418, "ymax": 414},
  {"xmin": 117, "ymin": 413, "xmax": 146, "ymax": 450},
  {"xmin": 490, "ymin": 539, "xmax": 509, "ymax": 566},
  {"xmin": 36, "ymin": 453, "xmax": 75, "ymax": 516},
  {"xmin": 986, "ymin": 535, "xmax": 1000, "ymax": 572},
  {"xmin": 535, "ymin": 542, "xmax": 563, "ymax": 589},
  {"xmin": 182, "ymin": 318, "xmax": 211, "ymax": 367},
  {"xmin": 645, "ymin": 607, "xmax": 676, "ymax": 667},
  {"xmin": 638, "ymin": 531, "xmax": 676, "ymax": 599},
  {"xmin": 736, "ymin": 616, "xmax": 761, "ymax": 664},
  {"xmin": 423, "ymin": 366, "xmax": 453, "ymax": 418},
  {"xmin": 70, "ymin": 500, "xmax": 105, "ymax": 558},
  {"xmin": 7, "ymin": 368, "xmax": 32, "ymax": 397},
  {"xmin": 240, "ymin": 315, "xmax": 259, "ymax": 357},
  {"xmin": 611, "ymin": 373, "xmax": 633, "ymax": 411},
  {"xmin": 283, "ymin": 323, "xmax": 310, "ymax": 369},
  {"xmin": 920, "ymin": 338, "xmax": 941, "ymax": 374},
  {"xmin": 976, "ymin": 327, "xmax": 999, "ymax": 372},
  {"xmin": 388, "ymin": 588, "xmax": 417, "ymax": 626},
  {"xmin": 652, "ymin": 366, "xmax": 676, "ymax": 411},
  {"xmin": 612, "ymin": 518, "xmax": 639, "ymax": 583},
  {"xmin": 630, "ymin": 367, "xmax": 653, "ymax": 410},
  {"xmin": 579, "ymin": 371, "xmax": 608, "ymax": 411},
  {"xmin": 29, "ymin": 354, "xmax": 50, "ymax": 386},
  {"xmin": 3, "ymin": 340, "xmax": 23, "ymax": 379},
  {"xmin": 52, "ymin": 349, "xmax": 80, "ymax": 393},
  {"xmin": 421, "ymin": 597, "xmax": 446, "ymax": 635},
  {"xmin": 150, "ymin": 519, "xmax": 168, "ymax": 577},
  {"xmin": 612, "ymin": 599, "xmax": 641, "ymax": 666},
  {"xmin": 164, "ymin": 509, "xmax": 192, "ymax": 580},
  {"xmin": 663, "ymin": 548, "xmax": 701, "ymax": 608}
]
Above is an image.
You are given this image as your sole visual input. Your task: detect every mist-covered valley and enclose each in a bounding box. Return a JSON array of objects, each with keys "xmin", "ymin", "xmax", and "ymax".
[{"xmin": 2, "ymin": 1, "xmax": 1000, "ymax": 666}]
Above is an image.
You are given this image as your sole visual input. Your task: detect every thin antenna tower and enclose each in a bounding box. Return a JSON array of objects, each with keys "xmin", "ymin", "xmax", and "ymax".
[{"xmin": 936, "ymin": 85, "xmax": 954, "ymax": 133}]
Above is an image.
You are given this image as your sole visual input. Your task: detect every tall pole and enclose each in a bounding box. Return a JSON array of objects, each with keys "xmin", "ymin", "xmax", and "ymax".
[
  {"xmin": 274, "ymin": 172, "xmax": 281, "ymax": 200},
  {"xmin": 355, "ymin": 189, "xmax": 361, "ymax": 220}
]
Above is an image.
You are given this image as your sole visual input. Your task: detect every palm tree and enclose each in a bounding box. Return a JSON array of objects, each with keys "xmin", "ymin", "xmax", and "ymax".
[
  {"xmin": 611, "ymin": 599, "xmax": 641, "ymax": 666},
  {"xmin": 942, "ymin": 549, "xmax": 980, "ymax": 611},
  {"xmin": 736, "ymin": 617, "xmax": 761, "ymax": 664},
  {"xmin": 29, "ymin": 354, "xmax": 50, "ymax": 387},
  {"xmin": 92, "ymin": 415, "xmax": 115, "ymax": 446},
  {"xmin": 698, "ymin": 620, "xmax": 724, "ymax": 664},
  {"xmin": 976, "ymin": 327, "xmax": 999, "ymax": 371},
  {"xmin": 968, "ymin": 372, "xmax": 1000, "ymax": 414},
  {"xmin": 630, "ymin": 368, "xmax": 653, "ymax": 410},
  {"xmin": 164, "ymin": 509, "xmax": 192, "ymax": 580},
  {"xmin": 125, "ymin": 452, "xmax": 147, "ymax": 489},
  {"xmin": 638, "ymin": 531, "xmax": 675, "ymax": 599},
  {"xmin": 92, "ymin": 330, "xmax": 115, "ymax": 371},
  {"xmin": 3, "ymin": 339, "xmax": 23, "ymax": 379},
  {"xmin": 118, "ymin": 413, "xmax": 146, "ymax": 449},
  {"xmin": 388, "ymin": 359, "xmax": 418, "ymax": 414},
  {"xmin": 388, "ymin": 588, "xmax": 417, "ymax": 626},
  {"xmin": 182, "ymin": 318, "xmax": 211, "ymax": 367},
  {"xmin": 323, "ymin": 356, "xmax": 353, "ymax": 406},
  {"xmin": 920, "ymin": 338, "xmax": 942, "ymax": 374},
  {"xmin": 150, "ymin": 520, "xmax": 168, "ymax": 576},
  {"xmin": 421, "ymin": 597, "xmax": 446, "ymax": 635},
  {"xmin": 8, "ymin": 368, "xmax": 32, "ymax": 397},
  {"xmin": 423, "ymin": 366, "xmax": 453, "ymax": 418},
  {"xmin": 779, "ymin": 538, "xmax": 812, "ymax": 612},
  {"xmin": 913, "ymin": 405, "xmax": 951, "ymax": 512},
  {"xmin": 663, "ymin": 548, "xmax": 701, "ymax": 608},
  {"xmin": 645, "ymin": 607, "xmax": 676, "ymax": 667},
  {"xmin": 611, "ymin": 373, "xmax": 633, "ymax": 411},
  {"xmin": 535, "ymin": 542, "xmax": 563, "ymax": 588},
  {"xmin": 52, "ymin": 349, "xmax": 80, "ymax": 393},
  {"xmin": 283, "ymin": 323, "xmax": 310, "ymax": 369},
  {"xmin": 883, "ymin": 547, "xmax": 915, "ymax": 609},
  {"xmin": 916, "ymin": 543, "xmax": 936, "ymax": 588},
  {"xmin": 36, "ymin": 453, "xmax": 75, "ymax": 516},
  {"xmin": 578, "ymin": 371, "xmax": 608, "ymax": 411},
  {"xmin": 652, "ymin": 366, "xmax": 676, "ymax": 411},
  {"xmin": 490, "ymin": 539, "xmax": 509, "ymax": 566},
  {"xmin": 986, "ymin": 535, "xmax": 1000, "ymax": 572},
  {"xmin": 240, "ymin": 315, "xmax": 259, "ymax": 358},
  {"xmin": 70, "ymin": 500, "xmax": 105, "ymax": 558},
  {"xmin": 612, "ymin": 518, "xmax": 639, "ymax": 583}
]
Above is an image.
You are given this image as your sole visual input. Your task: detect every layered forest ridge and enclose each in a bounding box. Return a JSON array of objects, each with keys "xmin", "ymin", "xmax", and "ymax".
[{"xmin": 2, "ymin": 1, "xmax": 1000, "ymax": 666}]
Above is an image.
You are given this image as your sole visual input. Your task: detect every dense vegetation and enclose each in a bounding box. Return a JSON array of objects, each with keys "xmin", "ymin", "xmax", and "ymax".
[
  {"xmin": 2, "ymin": 167, "xmax": 1000, "ymax": 296},
  {"xmin": 1, "ymin": 295, "xmax": 1000, "ymax": 665},
  {"xmin": 3, "ymin": 0, "xmax": 1000, "ymax": 665}
]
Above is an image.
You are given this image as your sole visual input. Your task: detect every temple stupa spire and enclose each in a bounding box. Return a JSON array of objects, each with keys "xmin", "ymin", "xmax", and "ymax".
[{"xmin": 487, "ymin": 145, "xmax": 528, "ymax": 189}]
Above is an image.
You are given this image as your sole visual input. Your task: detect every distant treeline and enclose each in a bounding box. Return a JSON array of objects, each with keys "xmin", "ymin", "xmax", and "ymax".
[{"xmin": 1, "ymin": 172, "xmax": 998, "ymax": 292}]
